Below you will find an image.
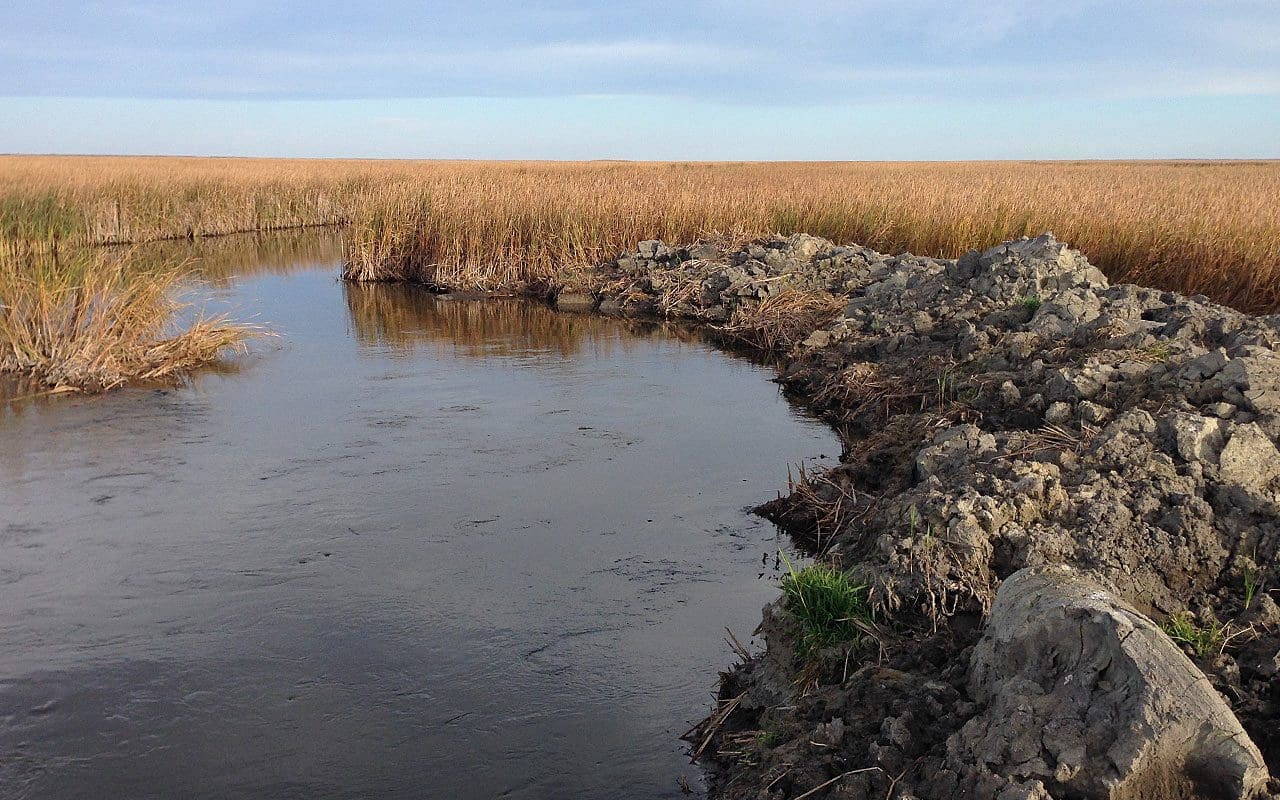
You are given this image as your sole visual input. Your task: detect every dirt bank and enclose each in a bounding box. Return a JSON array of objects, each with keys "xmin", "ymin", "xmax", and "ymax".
[{"xmin": 568, "ymin": 234, "xmax": 1280, "ymax": 799}]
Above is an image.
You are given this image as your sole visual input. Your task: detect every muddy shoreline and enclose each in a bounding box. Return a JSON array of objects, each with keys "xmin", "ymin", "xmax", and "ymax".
[{"xmin": 446, "ymin": 233, "xmax": 1280, "ymax": 799}]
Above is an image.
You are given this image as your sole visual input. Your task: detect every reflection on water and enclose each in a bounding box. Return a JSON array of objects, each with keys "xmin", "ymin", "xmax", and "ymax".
[
  {"xmin": 345, "ymin": 282, "xmax": 702, "ymax": 361},
  {"xmin": 0, "ymin": 233, "xmax": 839, "ymax": 800},
  {"xmin": 0, "ymin": 375, "xmax": 48, "ymax": 407}
]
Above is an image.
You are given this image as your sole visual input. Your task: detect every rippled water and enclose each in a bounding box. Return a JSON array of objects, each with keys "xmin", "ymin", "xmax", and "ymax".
[{"xmin": 0, "ymin": 233, "xmax": 837, "ymax": 800}]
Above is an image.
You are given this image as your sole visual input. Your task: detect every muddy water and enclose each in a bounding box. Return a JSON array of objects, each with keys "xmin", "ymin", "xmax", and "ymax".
[{"xmin": 0, "ymin": 234, "xmax": 837, "ymax": 800}]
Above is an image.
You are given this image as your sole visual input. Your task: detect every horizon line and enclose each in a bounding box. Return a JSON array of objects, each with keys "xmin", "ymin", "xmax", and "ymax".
[{"xmin": 4, "ymin": 153, "xmax": 1279, "ymax": 164}]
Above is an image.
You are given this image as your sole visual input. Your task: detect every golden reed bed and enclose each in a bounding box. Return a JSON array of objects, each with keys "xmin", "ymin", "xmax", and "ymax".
[{"xmin": 2, "ymin": 156, "xmax": 1278, "ymax": 313}]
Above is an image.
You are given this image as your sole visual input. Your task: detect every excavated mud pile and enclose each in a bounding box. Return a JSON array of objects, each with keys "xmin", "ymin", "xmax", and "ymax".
[{"xmin": 582, "ymin": 234, "xmax": 1280, "ymax": 799}]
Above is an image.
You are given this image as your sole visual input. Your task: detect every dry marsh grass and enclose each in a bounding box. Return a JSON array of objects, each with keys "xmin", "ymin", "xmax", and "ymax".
[
  {"xmin": 336, "ymin": 160, "xmax": 1280, "ymax": 313},
  {"xmin": 0, "ymin": 246, "xmax": 263, "ymax": 392},
  {"xmin": 2, "ymin": 156, "xmax": 1279, "ymax": 312},
  {"xmin": 0, "ymin": 155, "xmax": 366, "ymax": 245}
]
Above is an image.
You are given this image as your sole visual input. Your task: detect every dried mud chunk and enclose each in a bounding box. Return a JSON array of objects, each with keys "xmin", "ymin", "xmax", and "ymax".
[{"xmin": 949, "ymin": 566, "xmax": 1269, "ymax": 800}]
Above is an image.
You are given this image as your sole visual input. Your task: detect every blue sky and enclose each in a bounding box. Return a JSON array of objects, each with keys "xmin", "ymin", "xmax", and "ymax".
[{"xmin": 3, "ymin": 1, "xmax": 1278, "ymax": 159}]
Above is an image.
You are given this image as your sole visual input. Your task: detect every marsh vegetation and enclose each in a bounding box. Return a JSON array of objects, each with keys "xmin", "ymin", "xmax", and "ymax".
[
  {"xmin": 3, "ymin": 155, "xmax": 1278, "ymax": 310},
  {"xmin": 3, "ymin": 155, "xmax": 1278, "ymax": 390},
  {"xmin": 0, "ymin": 245, "xmax": 260, "ymax": 392}
]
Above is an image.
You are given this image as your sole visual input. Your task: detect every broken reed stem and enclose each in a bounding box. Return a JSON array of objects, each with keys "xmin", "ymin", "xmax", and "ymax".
[
  {"xmin": 792, "ymin": 767, "xmax": 883, "ymax": 800},
  {"xmin": 724, "ymin": 627, "xmax": 752, "ymax": 661},
  {"xmin": 688, "ymin": 692, "xmax": 747, "ymax": 762}
]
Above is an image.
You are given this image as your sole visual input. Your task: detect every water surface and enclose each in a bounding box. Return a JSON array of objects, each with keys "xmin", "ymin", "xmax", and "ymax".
[{"xmin": 0, "ymin": 234, "xmax": 836, "ymax": 800}]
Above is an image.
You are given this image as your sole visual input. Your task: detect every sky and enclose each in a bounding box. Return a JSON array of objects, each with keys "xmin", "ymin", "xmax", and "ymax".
[{"xmin": 2, "ymin": 1, "xmax": 1278, "ymax": 159}]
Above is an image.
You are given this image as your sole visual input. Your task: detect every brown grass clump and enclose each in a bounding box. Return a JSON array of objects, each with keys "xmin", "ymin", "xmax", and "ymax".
[
  {"xmin": 773, "ymin": 462, "xmax": 870, "ymax": 554},
  {"xmin": 0, "ymin": 246, "xmax": 264, "ymax": 392},
  {"xmin": 715, "ymin": 288, "xmax": 844, "ymax": 350},
  {"xmin": 811, "ymin": 362, "xmax": 918, "ymax": 422}
]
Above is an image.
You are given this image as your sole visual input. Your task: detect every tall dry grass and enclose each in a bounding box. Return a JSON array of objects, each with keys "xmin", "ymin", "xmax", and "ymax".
[
  {"xmin": 340, "ymin": 161, "xmax": 1280, "ymax": 313},
  {"xmin": 2, "ymin": 156, "xmax": 1278, "ymax": 312},
  {"xmin": 0, "ymin": 155, "xmax": 373, "ymax": 245},
  {"xmin": 0, "ymin": 245, "xmax": 263, "ymax": 392}
]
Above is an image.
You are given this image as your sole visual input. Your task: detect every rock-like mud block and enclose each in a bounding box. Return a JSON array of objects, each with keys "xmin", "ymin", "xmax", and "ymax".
[{"xmin": 949, "ymin": 566, "xmax": 1269, "ymax": 800}]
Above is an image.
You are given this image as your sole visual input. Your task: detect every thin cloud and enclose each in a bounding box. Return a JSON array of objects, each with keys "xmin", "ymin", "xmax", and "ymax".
[{"xmin": 0, "ymin": 0, "xmax": 1276, "ymax": 106}]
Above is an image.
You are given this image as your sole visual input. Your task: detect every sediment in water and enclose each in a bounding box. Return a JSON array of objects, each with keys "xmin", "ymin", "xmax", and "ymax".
[{"xmin": 349, "ymin": 232, "xmax": 1280, "ymax": 799}]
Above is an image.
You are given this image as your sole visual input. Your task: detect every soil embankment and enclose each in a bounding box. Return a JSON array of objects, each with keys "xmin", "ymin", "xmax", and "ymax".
[{"xmin": 567, "ymin": 234, "xmax": 1280, "ymax": 799}]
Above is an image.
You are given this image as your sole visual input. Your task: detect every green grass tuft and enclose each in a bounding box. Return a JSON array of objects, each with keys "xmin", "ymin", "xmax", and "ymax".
[
  {"xmin": 1243, "ymin": 560, "xmax": 1261, "ymax": 611},
  {"xmin": 779, "ymin": 557, "xmax": 872, "ymax": 660},
  {"xmin": 755, "ymin": 717, "xmax": 786, "ymax": 748},
  {"xmin": 1138, "ymin": 341, "xmax": 1174, "ymax": 362},
  {"xmin": 1160, "ymin": 611, "xmax": 1224, "ymax": 659}
]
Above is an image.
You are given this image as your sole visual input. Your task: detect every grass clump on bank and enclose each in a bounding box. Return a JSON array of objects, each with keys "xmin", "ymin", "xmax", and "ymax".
[
  {"xmin": 780, "ymin": 559, "xmax": 873, "ymax": 660},
  {"xmin": 0, "ymin": 246, "xmax": 262, "ymax": 393},
  {"xmin": 1161, "ymin": 611, "xmax": 1225, "ymax": 660}
]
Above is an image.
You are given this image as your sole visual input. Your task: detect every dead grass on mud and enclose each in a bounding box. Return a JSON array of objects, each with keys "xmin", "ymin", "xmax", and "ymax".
[{"xmin": 715, "ymin": 289, "xmax": 844, "ymax": 350}]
